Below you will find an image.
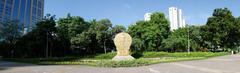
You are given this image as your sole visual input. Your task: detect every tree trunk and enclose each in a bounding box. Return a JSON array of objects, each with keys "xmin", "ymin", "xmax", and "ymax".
[{"xmin": 104, "ymin": 39, "xmax": 107, "ymax": 54}]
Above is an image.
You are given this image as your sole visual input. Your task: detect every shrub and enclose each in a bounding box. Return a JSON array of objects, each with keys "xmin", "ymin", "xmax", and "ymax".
[
  {"xmin": 142, "ymin": 52, "xmax": 229, "ymax": 58},
  {"xmin": 131, "ymin": 52, "xmax": 143, "ymax": 59},
  {"xmin": 3, "ymin": 52, "xmax": 229, "ymax": 67},
  {"xmin": 142, "ymin": 52, "xmax": 168, "ymax": 58},
  {"xmin": 94, "ymin": 52, "xmax": 116, "ymax": 59}
]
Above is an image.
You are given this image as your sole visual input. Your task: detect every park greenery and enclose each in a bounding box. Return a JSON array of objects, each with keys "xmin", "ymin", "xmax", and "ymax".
[
  {"xmin": 3, "ymin": 52, "xmax": 228, "ymax": 67},
  {"xmin": 0, "ymin": 7, "xmax": 238, "ymax": 60}
]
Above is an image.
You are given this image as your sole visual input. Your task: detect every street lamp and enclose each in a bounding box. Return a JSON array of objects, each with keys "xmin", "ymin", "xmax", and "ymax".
[
  {"xmin": 50, "ymin": 33, "xmax": 57, "ymax": 57},
  {"xmin": 46, "ymin": 30, "xmax": 48, "ymax": 58},
  {"xmin": 187, "ymin": 24, "xmax": 190, "ymax": 54},
  {"xmin": 46, "ymin": 30, "xmax": 57, "ymax": 58}
]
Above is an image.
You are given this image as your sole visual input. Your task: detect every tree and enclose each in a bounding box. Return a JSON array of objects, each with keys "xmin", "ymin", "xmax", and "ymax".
[
  {"xmin": 57, "ymin": 14, "xmax": 90, "ymax": 55},
  {"xmin": 71, "ymin": 19, "xmax": 114, "ymax": 54},
  {"xmin": 57, "ymin": 13, "xmax": 89, "ymax": 39},
  {"xmin": 131, "ymin": 37, "xmax": 144, "ymax": 51},
  {"xmin": 188, "ymin": 26, "xmax": 203, "ymax": 51},
  {"xmin": 162, "ymin": 28, "xmax": 188, "ymax": 52},
  {"xmin": 201, "ymin": 8, "xmax": 240, "ymax": 51},
  {"xmin": 112, "ymin": 25, "xmax": 126, "ymax": 34},
  {"xmin": 0, "ymin": 20, "xmax": 22, "ymax": 57},
  {"xmin": 13, "ymin": 14, "xmax": 65, "ymax": 58},
  {"xmin": 128, "ymin": 12, "xmax": 170, "ymax": 51},
  {"xmin": 162, "ymin": 26, "xmax": 203, "ymax": 52},
  {"xmin": 233, "ymin": 17, "xmax": 240, "ymax": 51}
]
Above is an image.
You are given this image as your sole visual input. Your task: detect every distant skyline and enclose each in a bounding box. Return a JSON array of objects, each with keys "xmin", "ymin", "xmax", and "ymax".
[{"xmin": 44, "ymin": 0, "xmax": 240, "ymax": 27}]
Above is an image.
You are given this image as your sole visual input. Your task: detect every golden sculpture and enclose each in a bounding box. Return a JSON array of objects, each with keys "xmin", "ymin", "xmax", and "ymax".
[{"xmin": 112, "ymin": 32, "xmax": 135, "ymax": 61}]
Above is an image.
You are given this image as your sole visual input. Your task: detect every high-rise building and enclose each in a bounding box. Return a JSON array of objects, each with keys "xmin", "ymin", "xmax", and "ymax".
[
  {"xmin": 0, "ymin": 0, "xmax": 44, "ymax": 32},
  {"xmin": 182, "ymin": 18, "xmax": 186, "ymax": 27},
  {"xmin": 144, "ymin": 13, "xmax": 152, "ymax": 21},
  {"xmin": 169, "ymin": 7, "xmax": 186, "ymax": 31}
]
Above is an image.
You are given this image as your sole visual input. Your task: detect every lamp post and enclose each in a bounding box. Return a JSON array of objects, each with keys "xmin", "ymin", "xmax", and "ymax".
[
  {"xmin": 46, "ymin": 30, "xmax": 48, "ymax": 58},
  {"xmin": 50, "ymin": 33, "xmax": 57, "ymax": 57},
  {"xmin": 187, "ymin": 25, "xmax": 190, "ymax": 54}
]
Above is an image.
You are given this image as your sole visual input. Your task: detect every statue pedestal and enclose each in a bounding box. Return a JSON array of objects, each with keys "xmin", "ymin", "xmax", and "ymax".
[{"xmin": 112, "ymin": 55, "xmax": 135, "ymax": 61}]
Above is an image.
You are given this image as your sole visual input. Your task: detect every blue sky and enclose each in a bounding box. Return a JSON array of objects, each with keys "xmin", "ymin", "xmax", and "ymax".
[{"xmin": 45, "ymin": 0, "xmax": 240, "ymax": 27}]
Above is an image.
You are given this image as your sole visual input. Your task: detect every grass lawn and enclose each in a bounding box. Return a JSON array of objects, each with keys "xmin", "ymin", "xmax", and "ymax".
[{"xmin": 3, "ymin": 52, "xmax": 229, "ymax": 67}]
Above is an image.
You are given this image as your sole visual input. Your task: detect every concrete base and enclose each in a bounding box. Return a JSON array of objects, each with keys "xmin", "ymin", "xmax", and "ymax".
[{"xmin": 112, "ymin": 55, "xmax": 135, "ymax": 61}]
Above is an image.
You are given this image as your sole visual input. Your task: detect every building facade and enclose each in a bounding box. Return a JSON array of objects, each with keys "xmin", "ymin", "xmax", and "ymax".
[
  {"xmin": 169, "ymin": 7, "xmax": 186, "ymax": 31},
  {"xmin": 144, "ymin": 13, "xmax": 152, "ymax": 21},
  {"xmin": 0, "ymin": 0, "xmax": 44, "ymax": 32}
]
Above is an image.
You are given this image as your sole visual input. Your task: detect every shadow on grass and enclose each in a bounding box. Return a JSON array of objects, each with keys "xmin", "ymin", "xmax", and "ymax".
[
  {"xmin": 0, "ymin": 68, "xmax": 7, "ymax": 70},
  {"xmin": 2, "ymin": 57, "xmax": 86, "ymax": 64},
  {"xmin": 131, "ymin": 52, "xmax": 143, "ymax": 59},
  {"xmin": 0, "ymin": 57, "xmax": 86, "ymax": 71},
  {"xmin": 0, "ymin": 60, "xmax": 40, "ymax": 71}
]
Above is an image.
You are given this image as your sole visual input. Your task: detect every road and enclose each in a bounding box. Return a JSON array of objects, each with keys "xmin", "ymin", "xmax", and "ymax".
[{"xmin": 0, "ymin": 54, "xmax": 240, "ymax": 73}]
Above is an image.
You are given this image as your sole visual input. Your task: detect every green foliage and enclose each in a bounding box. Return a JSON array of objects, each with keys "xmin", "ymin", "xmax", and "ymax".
[
  {"xmin": 0, "ymin": 41, "xmax": 11, "ymax": 57},
  {"xmin": 188, "ymin": 26, "xmax": 203, "ymax": 51},
  {"xmin": 161, "ymin": 26, "xmax": 203, "ymax": 52},
  {"xmin": 162, "ymin": 28, "xmax": 188, "ymax": 52},
  {"xmin": 57, "ymin": 14, "xmax": 116, "ymax": 55},
  {"xmin": 142, "ymin": 52, "xmax": 168, "ymax": 58},
  {"xmin": 128, "ymin": 12, "xmax": 170, "ymax": 51},
  {"xmin": 0, "ymin": 20, "xmax": 22, "ymax": 57},
  {"xmin": 12, "ymin": 14, "xmax": 70, "ymax": 58},
  {"xmin": 142, "ymin": 52, "xmax": 228, "ymax": 58},
  {"xmin": 112, "ymin": 24, "xmax": 126, "ymax": 34},
  {"xmin": 57, "ymin": 14, "xmax": 89, "ymax": 55},
  {"xmin": 94, "ymin": 52, "xmax": 116, "ymax": 59},
  {"xmin": 57, "ymin": 13, "xmax": 89, "ymax": 38},
  {"xmin": 4, "ymin": 52, "xmax": 228, "ymax": 67},
  {"xmin": 131, "ymin": 38, "xmax": 144, "ymax": 51},
  {"xmin": 0, "ymin": 20, "xmax": 22, "ymax": 41},
  {"xmin": 131, "ymin": 51, "xmax": 143, "ymax": 58},
  {"xmin": 201, "ymin": 8, "xmax": 240, "ymax": 51},
  {"xmin": 2, "ymin": 8, "xmax": 240, "ymax": 58},
  {"xmin": 37, "ymin": 57, "xmax": 205, "ymax": 67},
  {"xmin": 71, "ymin": 19, "xmax": 114, "ymax": 54}
]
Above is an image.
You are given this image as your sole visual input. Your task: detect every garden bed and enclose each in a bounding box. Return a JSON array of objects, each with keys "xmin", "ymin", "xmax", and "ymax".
[{"xmin": 3, "ymin": 52, "xmax": 229, "ymax": 67}]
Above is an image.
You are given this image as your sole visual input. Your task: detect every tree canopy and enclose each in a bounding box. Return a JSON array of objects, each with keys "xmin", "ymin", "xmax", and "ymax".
[
  {"xmin": 128, "ymin": 12, "xmax": 170, "ymax": 51},
  {"xmin": 1, "ymin": 8, "xmax": 240, "ymax": 58},
  {"xmin": 201, "ymin": 8, "xmax": 240, "ymax": 51}
]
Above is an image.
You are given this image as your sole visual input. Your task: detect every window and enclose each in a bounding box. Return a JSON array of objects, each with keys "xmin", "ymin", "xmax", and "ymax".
[
  {"xmin": 12, "ymin": 0, "xmax": 19, "ymax": 20},
  {"xmin": 6, "ymin": 0, "xmax": 13, "ymax": 4},
  {"xmin": 19, "ymin": 0, "xmax": 26, "ymax": 24},
  {"xmin": 25, "ymin": 0, "xmax": 31, "ymax": 28}
]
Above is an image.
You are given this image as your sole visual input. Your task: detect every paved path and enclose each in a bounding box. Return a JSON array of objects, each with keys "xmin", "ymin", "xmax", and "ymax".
[{"xmin": 0, "ymin": 54, "xmax": 240, "ymax": 73}]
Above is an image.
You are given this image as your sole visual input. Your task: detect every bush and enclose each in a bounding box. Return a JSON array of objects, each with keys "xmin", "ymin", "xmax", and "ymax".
[
  {"xmin": 99, "ymin": 59, "xmax": 162, "ymax": 67},
  {"xmin": 38, "ymin": 57, "xmax": 206, "ymax": 67},
  {"xmin": 3, "ymin": 52, "xmax": 229, "ymax": 67},
  {"xmin": 94, "ymin": 52, "xmax": 116, "ymax": 59},
  {"xmin": 142, "ymin": 52, "xmax": 168, "ymax": 58},
  {"xmin": 142, "ymin": 52, "xmax": 229, "ymax": 58},
  {"xmin": 131, "ymin": 52, "xmax": 143, "ymax": 59}
]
